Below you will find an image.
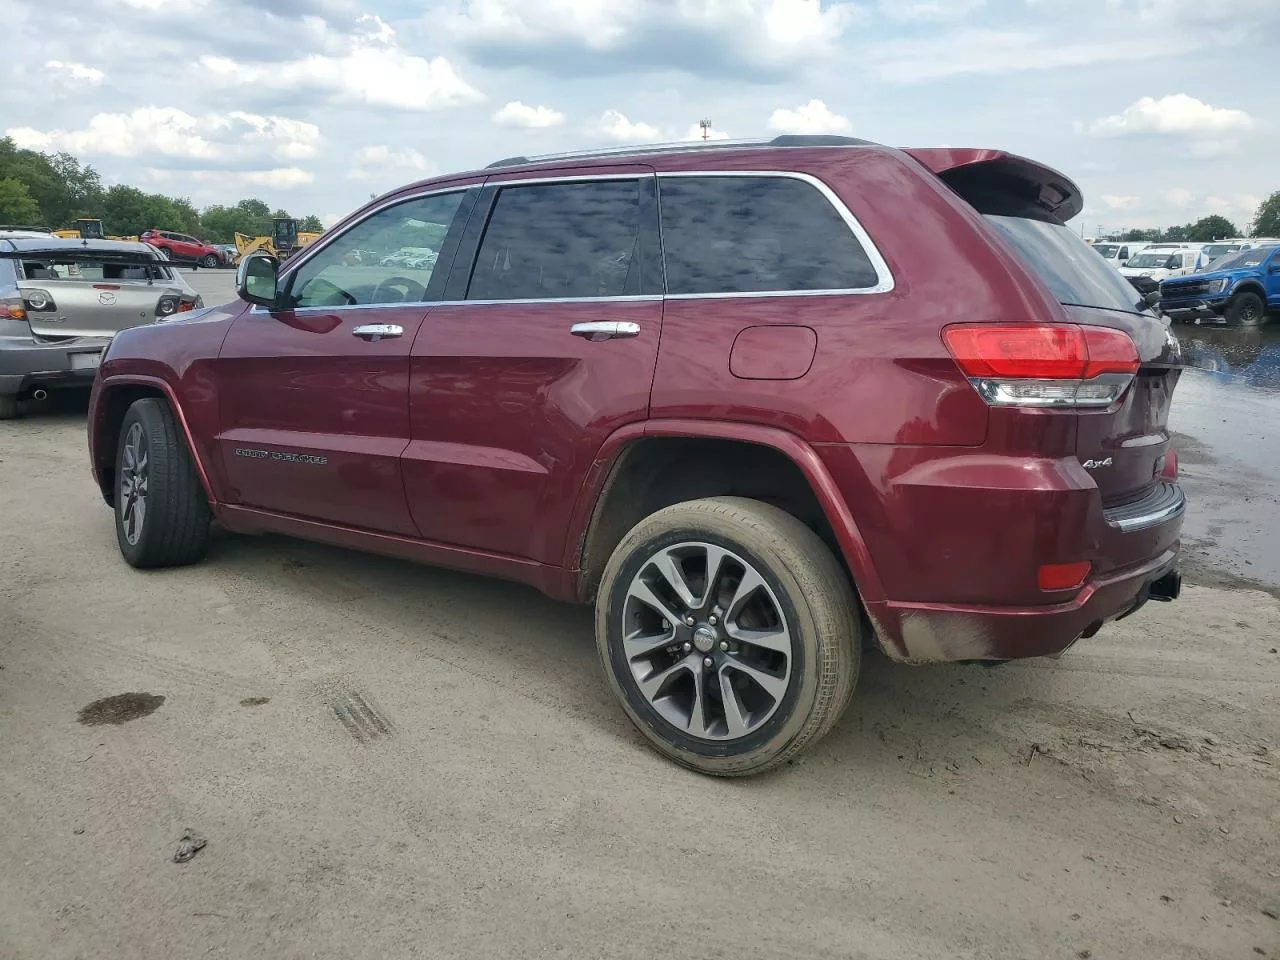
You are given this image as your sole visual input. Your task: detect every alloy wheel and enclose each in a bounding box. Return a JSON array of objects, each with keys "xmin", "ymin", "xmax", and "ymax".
[
  {"xmin": 119, "ymin": 421, "xmax": 149, "ymax": 546},
  {"xmin": 621, "ymin": 541, "xmax": 794, "ymax": 741}
]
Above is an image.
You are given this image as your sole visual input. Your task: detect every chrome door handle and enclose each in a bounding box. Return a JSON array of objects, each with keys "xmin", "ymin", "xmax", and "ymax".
[
  {"xmin": 352, "ymin": 323, "xmax": 403, "ymax": 341},
  {"xmin": 570, "ymin": 321, "xmax": 641, "ymax": 341}
]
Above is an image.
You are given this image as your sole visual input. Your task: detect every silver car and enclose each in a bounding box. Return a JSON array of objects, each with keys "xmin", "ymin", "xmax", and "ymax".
[{"xmin": 0, "ymin": 235, "xmax": 202, "ymax": 419}]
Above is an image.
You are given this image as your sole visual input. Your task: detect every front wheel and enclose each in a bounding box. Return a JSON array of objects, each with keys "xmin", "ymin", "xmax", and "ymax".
[
  {"xmin": 595, "ymin": 497, "xmax": 861, "ymax": 777},
  {"xmin": 1225, "ymin": 290, "xmax": 1265, "ymax": 326},
  {"xmin": 114, "ymin": 398, "xmax": 211, "ymax": 568},
  {"xmin": 200, "ymin": 253, "xmax": 219, "ymax": 269}
]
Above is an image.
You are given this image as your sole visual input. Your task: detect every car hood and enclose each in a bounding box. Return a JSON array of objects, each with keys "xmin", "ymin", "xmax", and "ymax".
[{"xmin": 1162, "ymin": 267, "xmax": 1255, "ymax": 285}]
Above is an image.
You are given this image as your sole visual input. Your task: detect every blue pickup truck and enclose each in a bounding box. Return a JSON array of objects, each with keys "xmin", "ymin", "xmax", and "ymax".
[{"xmin": 1160, "ymin": 245, "xmax": 1280, "ymax": 324}]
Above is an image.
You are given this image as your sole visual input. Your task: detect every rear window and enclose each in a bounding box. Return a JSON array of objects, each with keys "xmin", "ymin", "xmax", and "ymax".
[
  {"xmin": 658, "ymin": 175, "xmax": 879, "ymax": 295},
  {"xmin": 983, "ymin": 215, "xmax": 1145, "ymax": 314},
  {"xmin": 18, "ymin": 256, "xmax": 173, "ymax": 281}
]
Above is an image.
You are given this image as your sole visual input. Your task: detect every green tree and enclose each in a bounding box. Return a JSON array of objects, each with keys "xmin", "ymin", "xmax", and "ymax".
[
  {"xmin": 1187, "ymin": 215, "xmax": 1238, "ymax": 242},
  {"xmin": 0, "ymin": 176, "xmax": 42, "ymax": 223},
  {"xmin": 298, "ymin": 215, "xmax": 324, "ymax": 233},
  {"xmin": 1161, "ymin": 223, "xmax": 1191, "ymax": 242},
  {"xmin": 1251, "ymin": 191, "xmax": 1280, "ymax": 237},
  {"xmin": 1122, "ymin": 228, "xmax": 1161, "ymax": 243}
]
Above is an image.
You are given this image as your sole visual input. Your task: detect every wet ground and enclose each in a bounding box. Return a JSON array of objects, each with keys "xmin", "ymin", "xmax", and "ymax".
[{"xmin": 1169, "ymin": 323, "xmax": 1280, "ymax": 594}]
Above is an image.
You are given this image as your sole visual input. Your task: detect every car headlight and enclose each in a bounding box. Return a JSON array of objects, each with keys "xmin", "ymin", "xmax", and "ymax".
[{"xmin": 1207, "ymin": 278, "xmax": 1228, "ymax": 294}]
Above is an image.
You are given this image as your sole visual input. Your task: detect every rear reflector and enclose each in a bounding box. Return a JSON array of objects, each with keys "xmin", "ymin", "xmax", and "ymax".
[
  {"xmin": 943, "ymin": 324, "xmax": 1138, "ymax": 380},
  {"xmin": 1161, "ymin": 447, "xmax": 1178, "ymax": 480},
  {"xmin": 1038, "ymin": 561, "xmax": 1092, "ymax": 591}
]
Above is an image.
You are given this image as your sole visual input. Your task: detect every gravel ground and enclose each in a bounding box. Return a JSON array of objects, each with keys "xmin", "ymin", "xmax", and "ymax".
[{"xmin": 0, "ymin": 278, "xmax": 1277, "ymax": 959}]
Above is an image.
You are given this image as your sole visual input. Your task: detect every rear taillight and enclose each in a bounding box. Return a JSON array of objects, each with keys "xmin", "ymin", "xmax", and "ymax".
[
  {"xmin": 156, "ymin": 295, "xmax": 179, "ymax": 317},
  {"xmin": 4, "ymin": 296, "xmax": 28, "ymax": 321},
  {"xmin": 943, "ymin": 323, "xmax": 1139, "ymax": 408},
  {"xmin": 22, "ymin": 288, "xmax": 57, "ymax": 312}
]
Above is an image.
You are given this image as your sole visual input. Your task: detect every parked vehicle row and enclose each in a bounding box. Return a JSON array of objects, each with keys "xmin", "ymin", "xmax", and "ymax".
[
  {"xmin": 0, "ymin": 233, "xmax": 202, "ymax": 418},
  {"xmin": 1160, "ymin": 244, "xmax": 1280, "ymax": 325},
  {"xmin": 83, "ymin": 135, "xmax": 1184, "ymax": 777}
]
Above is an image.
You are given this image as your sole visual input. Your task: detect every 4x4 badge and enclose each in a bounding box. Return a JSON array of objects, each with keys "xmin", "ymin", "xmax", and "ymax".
[{"xmin": 1082, "ymin": 457, "xmax": 1113, "ymax": 469}]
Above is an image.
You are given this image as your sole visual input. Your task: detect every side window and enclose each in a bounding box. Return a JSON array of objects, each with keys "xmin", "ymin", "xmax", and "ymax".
[
  {"xmin": 1170, "ymin": 255, "xmax": 1183, "ymax": 268},
  {"xmin": 1119, "ymin": 247, "xmax": 1129, "ymax": 260},
  {"xmin": 467, "ymin": 179, "xmax": 643, "ymax": 301},
  {"xmin": 286, "ymin": 191, "xmax": 464, "ymax": 308},
  {"xmin": 658, "ymin": 175, "xmax": 879, "ymax": 295}
]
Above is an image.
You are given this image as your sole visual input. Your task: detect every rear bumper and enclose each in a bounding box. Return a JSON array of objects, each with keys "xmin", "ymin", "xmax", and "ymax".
[
  {"xmin": 0, "ymin": 338, "xmax": 110, "ymax": 396},
  {"xmin": 874, "ymin": 547, "xmax": 1180, "ymax": 662}
]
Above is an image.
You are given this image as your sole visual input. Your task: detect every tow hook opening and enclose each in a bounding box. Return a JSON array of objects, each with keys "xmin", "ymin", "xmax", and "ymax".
[{"xmin": 1148, "ymin": 570, "xmax": 1181, "ymax": 603}]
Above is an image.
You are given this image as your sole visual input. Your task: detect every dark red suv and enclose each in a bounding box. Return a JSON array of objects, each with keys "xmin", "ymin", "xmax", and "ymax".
[
  {"xmin": 138, "ymin": 229, "xmax": 223, "ymax": 268},
  {"xmin": 87, "ymin": 136, "xmax": 1185, "ymax": 776}
]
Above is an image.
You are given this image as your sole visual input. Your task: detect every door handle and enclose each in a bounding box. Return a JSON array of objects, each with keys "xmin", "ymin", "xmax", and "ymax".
[
  {"xmin": 570, "ymin": 321, "xmax": 641, "ymax": 342},
  {"xmin": 352, "ymin": 323, "xmax": 403, "ymax": 341}
]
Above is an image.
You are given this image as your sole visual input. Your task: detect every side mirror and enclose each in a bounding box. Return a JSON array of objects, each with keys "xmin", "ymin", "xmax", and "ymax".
[
  {"xmin": 1144, "ymin": 290, "xmax": 1161, "ymax": 307},
  {"xmin": 237, "ymin": 254, "xmax": 279, "ymax": 308}
]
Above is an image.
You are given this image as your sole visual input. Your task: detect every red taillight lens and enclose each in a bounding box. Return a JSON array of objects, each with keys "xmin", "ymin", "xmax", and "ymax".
[
  {"xmin": 1161, "ymin": 447, "xmax": 1178, "ymax": 480},
  {"xmin": 942, "ymin": 324, "xmax": 1139, "ymax": 380},
  {"xmin": 1038, "ymin": 561, "xmax": 1092, "ymax": 591}
]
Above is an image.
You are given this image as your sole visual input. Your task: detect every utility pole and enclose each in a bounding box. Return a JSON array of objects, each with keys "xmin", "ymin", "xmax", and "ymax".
[{"xmin": 699, "ymin": 119, "xmax": 712, "ymax": 142}]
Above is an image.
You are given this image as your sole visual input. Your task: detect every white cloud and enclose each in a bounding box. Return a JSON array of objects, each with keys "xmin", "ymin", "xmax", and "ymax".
[
  {"xmin": 445, "ymin": 0, "xmax": 865, "ymax": 75},
  {"xmin": 145, "ymin": 167, "xmax": 315, "ymax": 189},
  {"xmin": 1101, "ymin": 195, "xmax": 1141, "ymax": 210},
  {"xmin": 6, "ymin": 108, "xmax": 319, "ymax": 164},
  {"xmin": 598, "ymin": 110, "xmax": 660, "ymax": 142},
  {"xmin": 348, "ymin": 145, "xmax": 436, "ymax": 180},
  {"xmin": 879, "ymin": 0, "xmax": 986, "ymax": 21},
  {"xmin": 44, "ymin": 60, "xmax": 105, "ymax": 86},
  {"xmin": 866, "ymin": 28, "xmax": 1198, "ymax": 83},
  {"xmin": 1088, "ymin": 94, "xmax": 1254, "ymax": 138},
  {"xmin": 768, "ymin": 99, "xmax": 852, "ymax": 134},
  {"xmin": 198, "ymin": 15, "xmax": 481, "ymax": 111},
  {"xmin": 493, "ymin": 101, "xmax": 566, "ymax": 128}
]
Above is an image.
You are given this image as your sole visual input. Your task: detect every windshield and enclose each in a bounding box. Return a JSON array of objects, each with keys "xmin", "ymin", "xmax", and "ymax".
[
  {"xmin": 1126, "ymin": 252, "xmax": 1176, "ymax": 268},
  {"xmin": 18, "ymin": 255, "xmax": 174, "ymax": 281},
  {"xmin": 1202, "ymin": 244, "xmax": 1241, "ymax": 260},
  {"xmin": 1210, "ymin": 246, "xmax": 1276, "ymax": 271},
  {"xmin": 983, "ymin": 215, "xmax": 1147, "ymax": 313},
  {"xmin": 1092, "ymin": 244, "xmax": 1121, "ymax": 258}
]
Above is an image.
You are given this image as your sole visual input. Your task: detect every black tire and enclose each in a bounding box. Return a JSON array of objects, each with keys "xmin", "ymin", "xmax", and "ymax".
[
  {"xmin": 200, "ymin": 253, "xmax": 219, "ymax": 269},
  {"xmin": 595, "ymin": 496, "xmax": 860, "ymax": 777},
  {"xmin": 1225, "ymin": 290, "xmax": 1265, "ymax": 326},
  {"xmin": 0, "ymin": 394, "xmax": 18, "ymax": 420},
  {"xmin": 114, "ymin": 398, "xmax": 210, "ymax": 568}
]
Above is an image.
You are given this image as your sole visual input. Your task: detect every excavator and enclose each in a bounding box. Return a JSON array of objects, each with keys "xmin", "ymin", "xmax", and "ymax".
[
  {"xmin": 51, "ymin": 219, "xmax": 139, "ymax": 242},
  {"xmin": 233, "ymin": 218, "xmax": 321, "ymax": 265}
]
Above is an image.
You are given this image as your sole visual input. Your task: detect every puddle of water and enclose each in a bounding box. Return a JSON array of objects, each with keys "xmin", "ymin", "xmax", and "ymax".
[
  {"xmin": 1169, "ymin": 324, "xmax": 1280, "ymax": 592},
  {"xmin": 77, "ymin": 692, "xmax": 165, "ymax": 726},
  {"xmin": 239, "ymin": 697, "xmax": 270, "ymax": 707}
]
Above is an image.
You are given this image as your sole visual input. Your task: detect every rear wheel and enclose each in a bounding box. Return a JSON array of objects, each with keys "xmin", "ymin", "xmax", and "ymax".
[
  {"xmin": 0, "ymin": 395, "xmax": 18, "ymax": 420},
  {"xmin": 200, "ymin": 253, "xmax": 219, "ymax": 269},
  {"xmin": 595, "ymin": 497, "xmax": 860, "ymax": 777},
  {"xmin": 1225, "ymin": 290, "xmax": 1265, "ymax": 326},
  {"xmin": 114, "ymin": 398, "xmax": 210, "ymax": 568}
]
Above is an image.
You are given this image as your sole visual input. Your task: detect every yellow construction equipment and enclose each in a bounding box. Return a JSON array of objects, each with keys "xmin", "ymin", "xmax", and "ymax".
[
  {"xmin": 232, "ymin": 218, "xmax": 320, "ymax": 264},
  {"xmin": 51, "ymin": 219, "xmax": 140, "ymax": 242}
]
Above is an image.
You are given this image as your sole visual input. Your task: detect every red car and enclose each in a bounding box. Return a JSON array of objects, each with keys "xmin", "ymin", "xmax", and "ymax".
[
  {"xmin": 87, "ymin": 136, "xmax": 1185, "ymax": 776},
  {"xmin": 138, "ymin": 229, "xmax": 223, "ymax": 268}
]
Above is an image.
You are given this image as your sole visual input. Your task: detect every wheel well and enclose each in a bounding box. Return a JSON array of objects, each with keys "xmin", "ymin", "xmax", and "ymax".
[
  {"xmin": 576, "ymin": 437, "xmax": 841, "ymax": 602},
  {"xmin": 95, "ymin": 385, "xmax": 166, "ymax": 505},
  {"xmin": 1231, "ymin": 282, "xmax": 1266, "ymax": 301}
]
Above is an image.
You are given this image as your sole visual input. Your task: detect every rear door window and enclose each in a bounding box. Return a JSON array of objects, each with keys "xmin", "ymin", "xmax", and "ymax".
[
  {"xmin": 467, "ymin": 179, "xmax": 646, "ymax": 301},
  {"xmin": 657, "ymin": 175, "xmax": 880, "ymax": 295}
]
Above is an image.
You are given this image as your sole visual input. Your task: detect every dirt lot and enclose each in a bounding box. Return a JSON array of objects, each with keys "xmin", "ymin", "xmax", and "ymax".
[{"xmin": 1, "ymin": 289, "xmax": 1278, "ymax": 959}]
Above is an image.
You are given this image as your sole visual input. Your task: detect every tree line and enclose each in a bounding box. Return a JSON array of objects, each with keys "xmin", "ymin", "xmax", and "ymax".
[
  {"xmin": 0, "ymin": 137, "xmax": 324, "ymax": 242},
  {"xmin": 1110, "ymin": 205, "xmax": 1280, "ymax": 244}
]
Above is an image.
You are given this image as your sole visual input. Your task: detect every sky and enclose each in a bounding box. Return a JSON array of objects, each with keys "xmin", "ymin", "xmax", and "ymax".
[{"xmin": 1, "ymin": 0, "xmax": 1277, "ymax": 234}]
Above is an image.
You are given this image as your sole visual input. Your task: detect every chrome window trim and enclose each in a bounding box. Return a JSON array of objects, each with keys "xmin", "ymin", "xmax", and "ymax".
[
  {"xmin": 258, "ymin": 169, "xmax": 892, "ymax": 312},
  {"xmin": 656, "ymin": 170, "xmax": 894, "ymax": 299}
]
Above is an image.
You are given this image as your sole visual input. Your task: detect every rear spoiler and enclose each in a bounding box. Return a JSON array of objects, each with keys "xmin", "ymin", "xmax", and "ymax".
[{"xmin": 904, "ymin": 148, "xmax": 1083, "ymax": 222}]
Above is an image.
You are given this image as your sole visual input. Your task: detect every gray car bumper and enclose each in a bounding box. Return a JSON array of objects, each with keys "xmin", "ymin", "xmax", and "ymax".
[{"xmin": 0, "ymin": 336, "xmax": 110, "ymax": 396}]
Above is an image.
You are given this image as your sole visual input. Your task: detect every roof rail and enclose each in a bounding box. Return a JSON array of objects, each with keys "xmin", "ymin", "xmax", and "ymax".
[{"xmin": 484, "ymin": 134, "xmax": 875, "ymax": 169}]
